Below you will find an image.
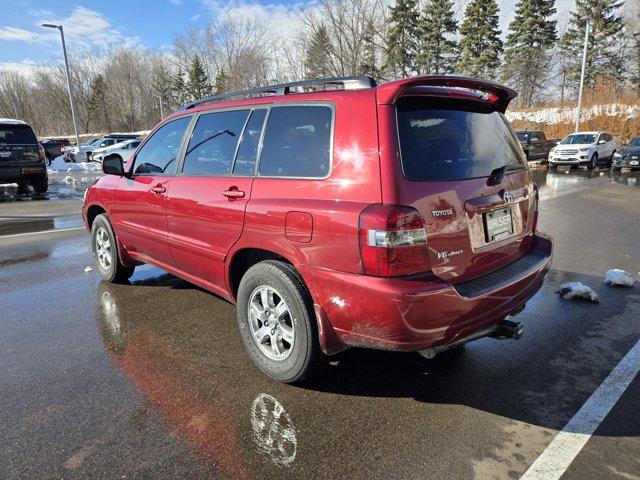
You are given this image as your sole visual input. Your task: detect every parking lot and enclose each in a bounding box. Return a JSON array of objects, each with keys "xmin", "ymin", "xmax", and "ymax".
[{"xmin": 1, "ymin": 164, "xmax": 639, "ymax": 479}]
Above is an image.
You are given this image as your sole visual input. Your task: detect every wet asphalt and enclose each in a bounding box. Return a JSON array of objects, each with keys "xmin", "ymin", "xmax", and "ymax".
[{"xmin": 1, "ymin": 165, "xmax": 639, "ymax": 479}]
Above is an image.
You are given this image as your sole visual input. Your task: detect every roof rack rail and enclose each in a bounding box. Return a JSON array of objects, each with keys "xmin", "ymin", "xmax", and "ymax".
[{"xmin": 182, "ymin": 76, "xmax": 377, "ymax": 110}]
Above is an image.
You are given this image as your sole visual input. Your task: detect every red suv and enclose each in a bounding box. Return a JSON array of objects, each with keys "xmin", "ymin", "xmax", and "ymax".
[{"xmin": 83, "ymin": 75, "xmax": 552, "ymax": 382}]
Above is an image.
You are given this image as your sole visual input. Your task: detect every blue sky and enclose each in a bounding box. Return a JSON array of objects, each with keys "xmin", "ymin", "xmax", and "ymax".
[{"xmin": 0, "ymin": 0, "xmax": 577, "ymax": 74}]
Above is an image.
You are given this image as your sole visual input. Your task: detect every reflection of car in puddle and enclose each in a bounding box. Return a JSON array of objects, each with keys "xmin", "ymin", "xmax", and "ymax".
[
  {"xmin": 250, "ymin": 393, "xmax": 297, "ymax": 466},
  {"xmin": 530, "ymin": 163, "xmax": 640, "ymax": 194},
  {"xmin": 96, "ymin": 280, "xmax": 298, "ymax": 478}
]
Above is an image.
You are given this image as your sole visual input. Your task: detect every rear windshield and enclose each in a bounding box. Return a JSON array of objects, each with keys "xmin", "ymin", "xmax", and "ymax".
[
  {"xmin": 0, "ymin": 124, "xmax": 38, "ymax": 145},
  {"xmin": 396, "ymin": 99, "xmax": 525, "ymax": 181}
]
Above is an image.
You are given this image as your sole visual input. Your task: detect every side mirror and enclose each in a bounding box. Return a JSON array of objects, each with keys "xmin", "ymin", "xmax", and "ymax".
[{"xmin": 102, "ymin": 155, "xmax": 125, "ymax": 175}]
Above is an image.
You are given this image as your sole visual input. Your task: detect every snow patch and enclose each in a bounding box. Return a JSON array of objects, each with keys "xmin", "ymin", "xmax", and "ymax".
[
  {"xmin": 556, "ymin": 282, "xmax": 600, "ymax": 303},
  {"xmin": 58, "ymin": 187, "xmax": 75, "ymax": 197},
  {"xmin": 603, "ymin": 269, "xmax": 635, "ymax": 287},
  {"xmin": 507, "ymin": 103, "xmax": 639, "ymax": 125},
  {"xmin": 64, "ymin": 176, "xmax": 75, "ymax": 185},
  {"xmin": 84, "ymin": 266, "xmax": 93, "ymax": 273},
  {"xmin": 49, "ymin": 155, "xmax": 101, "ymax": 172}
]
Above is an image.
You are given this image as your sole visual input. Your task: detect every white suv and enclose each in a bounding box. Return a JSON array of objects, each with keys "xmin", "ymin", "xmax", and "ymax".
[{"xmin": 548, "ymin": 131, "xmax": 616, "ymax": 169}]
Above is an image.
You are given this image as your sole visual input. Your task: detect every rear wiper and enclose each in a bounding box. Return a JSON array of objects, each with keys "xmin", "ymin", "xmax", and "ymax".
[{"xmin": 487, "ymin": 165, "xmax": 506, "ymax": 186}]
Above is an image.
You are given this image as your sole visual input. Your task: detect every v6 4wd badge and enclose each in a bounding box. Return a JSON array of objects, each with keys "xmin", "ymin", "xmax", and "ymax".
[{"xmin": 437, "ymin": 249, "xmax": 463, "ymax": 259}]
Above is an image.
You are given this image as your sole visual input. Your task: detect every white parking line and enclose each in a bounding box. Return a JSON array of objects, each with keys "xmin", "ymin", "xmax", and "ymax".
[
  {"xmin": 521, "ymin": 339, "xmax": 640, "ymax": 480},
  {"xmin": 0, "ymin": 226, "xmax": 85, "ymax": 239}
]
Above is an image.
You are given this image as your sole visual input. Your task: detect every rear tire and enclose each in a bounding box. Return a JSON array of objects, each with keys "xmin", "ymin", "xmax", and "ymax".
[
  {"xmin": 237, "ymin": 260, "xmax": 319, "ymax": 383},
  {"xmin": 587, "ymin": 153, "xmax": 598, "ymax": 169},
  {"xmin": 31, "ymin": 178, "xmax": 48, "ymax": 194},
  {"xmin": 91, "ymin": 214, "xmax": 135, "ymax": 283}
]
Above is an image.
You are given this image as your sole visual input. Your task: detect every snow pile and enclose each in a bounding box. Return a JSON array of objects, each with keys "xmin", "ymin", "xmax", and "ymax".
[
  {"xmin": 84, "ymin": 266, "xmax": 93, "ymax": 273},
  {"xmin": 556, "ymin": 282, "xmax": 600, "ymax": 303},
  {"xmin": 507, "ymin": 103, "xmax": 639, "ymax": 125},
  {"xmin": 48, "ymin": 155, "xmax": 101, "ymax": 173},
  {"xmin": 64, "ymin": 176, "xmax": 75, "ymax": 185},
  {"xmin": 603, "ymin": 269, "xmax": 635, "ymax": 287}
]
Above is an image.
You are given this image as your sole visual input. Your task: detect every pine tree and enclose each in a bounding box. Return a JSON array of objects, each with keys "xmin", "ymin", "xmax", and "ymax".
[
  {"xmin": 417, "ymin": 0, "xmax": 458, "ymax": 75},
  {"xmin": 305, "ymin": 25, "xmax": 333, "ymax": 79},
  {"xmin": 87, "ymin": 74, "xmax": 111, "ymax": 131},
  {"xmin": 213, "ymin": 68, "xmax": 230, "ymax": 94},
  {"xmin": 559, "ymin": 0, "xmax": 624, "ymax": 89},
  {"xmin": 385, "ymin": 0, "xmax": 420, "ymax": 77},
  {"xmin": 172, "ymin": 69, "xmax": 187, "ymax": 105},
  {"xmin": 632, "ymin": 31, "xmax": 640, "ymax": 94},
  {"xmin": 358, "ymin": 20, "xmax": 380, "ymax": 78},
  {"xmin": 501, "ymin": 0, "xmax": 556, "ymax": 106},
  {"xmin": 457, "ymin": 0, "xmax": 503, "ymax": 79},
  {"xmin": 186, "ymin": 55, "xmax": 210, "ymax": 100},
  {"xmin": 152, "ymin": 63, "xmax": 173, "ymax": 115}
]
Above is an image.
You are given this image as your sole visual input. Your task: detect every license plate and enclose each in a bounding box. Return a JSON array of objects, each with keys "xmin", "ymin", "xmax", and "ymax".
[
  {"xmin": 630, "ymin": 160, "xmax": 639, "ymax": 166},
  {"xmin": 484, "ymin": 208, "xmax": 514, "ymax": 242},
  {"xmin": 0, "ymin": 151, "xmax": 11, "ymax": 157}
]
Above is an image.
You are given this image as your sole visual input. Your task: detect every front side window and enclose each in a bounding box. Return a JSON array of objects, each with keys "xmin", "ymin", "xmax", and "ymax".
[
  {"xmin": 258, "ymin": 105, "xmax": 332, "ymax": 178},
  {"xmin": 396, "ymin": 99, "xmax": 525, "ymax": 181},
  {"xmin": 182, "ymin": 110, "xmax": 249, "ymax": 176},
  {"xmin": 132, "ymin": 117, "xmax": 191, "ymax": 175}
]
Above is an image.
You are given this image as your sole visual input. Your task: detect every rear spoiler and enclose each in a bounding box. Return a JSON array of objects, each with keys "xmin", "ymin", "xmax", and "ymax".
[{"xmin": 376, "ymin": 75, "xmax": 518, "ymax": 113}]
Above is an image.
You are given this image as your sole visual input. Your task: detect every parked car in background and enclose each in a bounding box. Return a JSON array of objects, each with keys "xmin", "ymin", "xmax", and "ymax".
[
  {"xmin": 0, "ymin": 118, "xmax": 48, "ymax": 193},
  {"xmin": 515, "ymin": 130, "xmax": 556, "ymax": 162},
  {"xmin": 611, "ymin": 136, "xmax": 640, "ymax": 170},
  {"xmin": 90, "ymin": 139, "xmax": 141, "ymax": 163},
  {"xmin": 83, "ymin": 75, "xmax": 552, "ymax": 382},
  {"xmin": 65, "ymin": 134, "xmax": 139, "ymax": 162},
  {"xmin": 40, "ymin": 138, "xmax": 71, "ymax": 162},
  {"xmin": 548, "ymin": 131, "xmax": 617, "ymax": 169}
]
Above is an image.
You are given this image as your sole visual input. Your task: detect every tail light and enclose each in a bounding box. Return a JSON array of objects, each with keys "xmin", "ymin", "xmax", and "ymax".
[
  {"xmin": 358, "ymin": 204, "xmax": 430, "ymax": 277},
  {"xmin": 38, "ymin": 144, "xmax": 46, "ymax": 163}
]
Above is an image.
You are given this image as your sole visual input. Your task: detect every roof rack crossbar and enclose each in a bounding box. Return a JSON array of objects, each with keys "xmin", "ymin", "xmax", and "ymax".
[{"xmin": 182, "ymin": 76, "xmax": 377, "ymax": 110}]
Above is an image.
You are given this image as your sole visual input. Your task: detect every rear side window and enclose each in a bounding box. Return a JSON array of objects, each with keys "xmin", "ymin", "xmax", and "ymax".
[
  {"xmin": 233, "ymin": 109, "xmax": 267, "ymax": 175},
  {"xmin": 0, "ymin": 124, "xmax": 37, "ymax": 145},
  {"xmin": 183, "ymin": 110, "xmax": 249, "ymax": 176},
  {"xmin": 133, "ymin": 116, "xmax": 191, "ymax": 175},
  {"xmin": 397, "ymin": 100, "xmax": 525, "ymax": 181},
  {"xmin": 258, "ymin": 105, "xmax": 332, "ymax": 178}
]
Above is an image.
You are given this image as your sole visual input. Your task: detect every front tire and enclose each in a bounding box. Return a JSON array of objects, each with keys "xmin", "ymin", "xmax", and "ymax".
[
  {"xmin": 587, "ymin": 153, "xmax": 598, "ymax": 169},
  {"xmin": 237, "ymin": 260, "xmax": 319, "ymax": 383},
  {"xmin": 91, "ymin": 214, "xmax": 135, "ymax": 283}
]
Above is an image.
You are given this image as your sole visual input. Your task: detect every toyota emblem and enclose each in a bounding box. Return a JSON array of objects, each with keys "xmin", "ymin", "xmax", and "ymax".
[{"xmin": 502, "ymin": 191, "xmax": 513, "ymax": 203}]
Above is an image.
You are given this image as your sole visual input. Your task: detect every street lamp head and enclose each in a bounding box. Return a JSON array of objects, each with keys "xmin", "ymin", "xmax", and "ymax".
[{"xmin": 41, "ymin": 23, "xmax": 61, "ymax": 29}]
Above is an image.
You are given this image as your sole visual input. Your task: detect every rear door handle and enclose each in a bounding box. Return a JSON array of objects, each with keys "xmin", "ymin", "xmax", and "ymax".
[
  {"xmin": 151, "ymin": 184, "xmax": 166, "ymax": 194},
  {"xmin": 222, "ymin": 187, "xmax": 245, "ymax": 199}
]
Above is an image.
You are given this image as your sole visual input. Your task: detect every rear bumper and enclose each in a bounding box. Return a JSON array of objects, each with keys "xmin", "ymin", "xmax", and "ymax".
[
  {"xmin": 0, "ymin": 164, "xmax": 47, "ymax": 182},
  {"xmin": 302, "ymin": 233, "xmax": 552, "ymax": 355}
]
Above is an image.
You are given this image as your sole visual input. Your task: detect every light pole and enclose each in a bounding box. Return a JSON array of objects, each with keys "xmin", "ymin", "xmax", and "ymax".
[
  {"xmin": 42, "ymin": 23, "xmax": 81, "ymax": 151},
  {"xmin": 575, "ymin": 20, "xmax": 590, "ymax": 132}
]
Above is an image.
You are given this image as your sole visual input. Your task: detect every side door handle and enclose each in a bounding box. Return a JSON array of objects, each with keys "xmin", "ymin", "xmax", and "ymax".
[
  {"xmin": 222, "ymin": 186, "xmax": 245, "ymax": 199},
  {"xmin": 151, "ymin": 184, "xmax": 166, "ymax": 195}
]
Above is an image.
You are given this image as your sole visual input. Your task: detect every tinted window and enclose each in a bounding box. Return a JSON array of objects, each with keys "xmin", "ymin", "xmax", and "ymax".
[
  {"xmin": 233, "ymin": 109, "xmax": 267, "ymax": 175},
  {"xmin": 133, "ymin": 117, "xmax": 191, "ymax": 175},
  {"xmin": 630, "ymin": 136, "xmax": 640, "ymax": 146},
  {"xmin": 183, "ymin": 110, "xmax": 249, "ymax": 176},
  {"xmin": 397, "ymin": 100, "xmax": 525, "ymax": 181},
  {"xmin": 258, "ymin": 105, "xmax": 332, "ymax": 178},
  {"xmin": 0, "ymin": 124, "xmax": 37, "ymax": 144}
]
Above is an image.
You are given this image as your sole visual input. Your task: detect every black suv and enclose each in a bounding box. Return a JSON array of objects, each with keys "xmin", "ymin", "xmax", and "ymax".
[{"xmin": 0, "ymin": 119, "xmax": 48, "ymax": 194}]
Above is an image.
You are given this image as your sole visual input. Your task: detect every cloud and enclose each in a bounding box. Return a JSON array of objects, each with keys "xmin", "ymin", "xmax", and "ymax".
[
  {"xmin": 0, "ymin": 26, "xmax": 41, "ymax": 42},
  {"xmin": 200, "ymin": 0, "xmax": 304, "ymax": 37},
  {"xmin": 191, "ymin": 14, "xmax": 202, "ymax": 22},
  {"xmin": 0, "ymin": 59, "xmax": 42, "ymax": 76},
  {"xmin": 170, "ymin": 0, "xmax": 184, "ymax": 4}
]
